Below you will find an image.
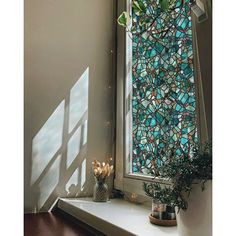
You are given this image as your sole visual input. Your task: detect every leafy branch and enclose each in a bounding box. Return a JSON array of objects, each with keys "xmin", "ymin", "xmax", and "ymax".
[
  {"xmin": 143, "ymin": 140, "xmax": 212, "ymax": 211},
  {"xmin": 117, "ymin": 0, "xmax": 186, "ymax": 30}
]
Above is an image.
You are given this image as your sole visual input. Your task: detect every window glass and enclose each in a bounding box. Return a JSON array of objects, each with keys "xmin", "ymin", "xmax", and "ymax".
[{"xmin": 131, "ymin": 0, "xmax": 197, "ymax": 174}]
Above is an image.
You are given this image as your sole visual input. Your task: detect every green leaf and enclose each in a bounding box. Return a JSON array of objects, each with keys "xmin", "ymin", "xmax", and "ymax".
[
  {"xmin": 137, "ymin": 0, "xmax": 146, "ymax": 12},
  {"xmin": 133, "ymin": 1, "xmax": 142, "ymax": 12},
  {"xmin": 160, "ymin": 0, "xmax": 170, "ymax": 11},
  {"xmin": 117, "ymin": 11, "xmax": 130, "ymax": 28},
  {"xmin": 133, "ymin": 0, "xmax": 146, "ymax": 16}
]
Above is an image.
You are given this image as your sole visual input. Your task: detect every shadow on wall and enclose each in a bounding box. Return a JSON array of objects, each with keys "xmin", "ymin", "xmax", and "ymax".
[{"xmin": 29, "ymin": 67, "xmax": 91, "ymax": 212}]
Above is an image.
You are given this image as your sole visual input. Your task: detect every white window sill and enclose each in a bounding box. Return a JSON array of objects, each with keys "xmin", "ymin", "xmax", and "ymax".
[{"xmin": 57, "ymin": 197, "xmax": 178, "ymax": 236}]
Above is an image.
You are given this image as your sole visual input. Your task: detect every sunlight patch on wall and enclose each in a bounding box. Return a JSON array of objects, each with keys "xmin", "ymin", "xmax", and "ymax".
[
  {"xmin": 69, "ymin": 68, "xmax": 89, "ymax": 132},
  {"xmin": 66, "ymin": 168, "xmax": 79, "ymax": 195},
  {"xmin": 66, "ymin": 126, "xmax": 82, "ymax": 168},
  {"xmin": 82, "ymin": 119, "xmax": 88, "ymax": 146},
  {"xmin": 81, "ymin": 158, "xmax": 86, "ymax": 191},
  {"xmin": 38, "ymin": 154, "xmax": 61, "ymax": 209},
  {"xmin": 31, "ymin": 101, "xmax": 65, "ymax": 185}
]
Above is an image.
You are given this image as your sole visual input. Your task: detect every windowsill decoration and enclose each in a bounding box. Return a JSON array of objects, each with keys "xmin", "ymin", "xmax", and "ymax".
[
  {"xmin": 143, "ymin": 140, "xmax": 212, "ymax": 234},
  {"xmin": 92, "ymin": 159, "xmax": 114, "ymax": 202}
]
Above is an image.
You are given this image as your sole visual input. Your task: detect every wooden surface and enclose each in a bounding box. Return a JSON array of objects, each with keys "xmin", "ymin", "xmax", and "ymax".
[{"xmin": 24, "ymin": 212, "xmax": 96, "ymax": 236}]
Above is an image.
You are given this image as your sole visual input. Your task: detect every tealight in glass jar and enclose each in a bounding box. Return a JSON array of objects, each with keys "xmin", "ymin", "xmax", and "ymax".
[{"xmin": 152, "ymin": 199, "xmax": 167, "ymax": 220}]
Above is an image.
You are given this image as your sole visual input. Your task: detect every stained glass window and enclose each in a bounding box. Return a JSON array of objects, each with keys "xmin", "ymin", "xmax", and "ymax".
[{"xmin": 131, "ymin": 0, "xmax": 197, "ymax": 174}]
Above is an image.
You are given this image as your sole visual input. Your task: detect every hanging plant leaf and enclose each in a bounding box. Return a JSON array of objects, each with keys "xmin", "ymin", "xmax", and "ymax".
[
  {"xmin": 137, "ymin": 0, "xmax": 146, "ymax": 12},
  {"xmin": 133, "ymin": 0, "xmax": 146, "ymax": 16},
  {"xmin": 133, "ymin": 1, "xmax": 142, "ymax": 12},
  {"xmin": 117, "ymin": 11, "xmax": 131, "ymax": 28}
]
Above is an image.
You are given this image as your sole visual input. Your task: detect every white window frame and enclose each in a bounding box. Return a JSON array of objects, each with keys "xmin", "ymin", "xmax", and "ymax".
[
  {"xmin": 114, "ymin": 0, "xmax": 171, "ymax": 196},
  {"xmin": 114, "ymin": 0, "xmax": 206, "ymax": 196}
]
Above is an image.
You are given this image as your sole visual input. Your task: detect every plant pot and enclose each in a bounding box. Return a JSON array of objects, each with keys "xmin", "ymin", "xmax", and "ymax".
[{"xmin": 175, "ymin": 180, "xmax": 212, "ymax": 236}]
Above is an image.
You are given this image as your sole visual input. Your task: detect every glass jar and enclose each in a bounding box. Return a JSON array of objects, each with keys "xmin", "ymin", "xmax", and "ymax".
[
  {"xmin": 152, "ymin": 199, "xmax": 167, "ymax": 219},
  {"xmin": 166, "ymin": 205, "xmax": 176, "ymax": 220},
  {"xmin": 93, "ymin": 177, "xmax": 108, "ymax": 202}
]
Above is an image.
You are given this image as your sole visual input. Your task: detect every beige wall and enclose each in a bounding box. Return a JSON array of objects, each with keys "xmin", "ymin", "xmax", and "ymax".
[
  {"xmin": 24, "ymin": 0, "xmax": 116, "ymax": 213},
  {"xmin": 192, "ymin": 0, "xmax": 212, "ymax": 141}
]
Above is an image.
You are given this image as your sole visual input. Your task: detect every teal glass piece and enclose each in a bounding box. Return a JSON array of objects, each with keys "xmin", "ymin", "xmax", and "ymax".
[{"xmin": 131, "ymin": 0, "xmax": 197, "ymax": 173}]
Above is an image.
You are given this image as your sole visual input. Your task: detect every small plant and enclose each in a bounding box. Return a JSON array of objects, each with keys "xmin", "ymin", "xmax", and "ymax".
[{"xmin": 143, "ymin": 141, "xmax": 212, "ymax": 212}]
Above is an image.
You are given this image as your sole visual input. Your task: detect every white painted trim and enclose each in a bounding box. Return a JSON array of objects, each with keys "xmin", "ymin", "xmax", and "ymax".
[
  {"xmin": 115, "ymin": 0, "xmax": 126, "ymax": 192},
  {"xmin": 58, "ymin": 198, "xmax": 178, "ymax": 236},
  {"xmin": 115, "ymin": 0, "xmax": 173, "ymax": 195},
  {"xmin": 115, "ymin": 0, "xmax": 154, "ymax": 195}
]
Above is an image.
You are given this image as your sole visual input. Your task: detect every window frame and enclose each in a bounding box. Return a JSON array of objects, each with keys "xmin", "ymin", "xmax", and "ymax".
[
  {"xmin": 115, "ymin": 0, "xmax": 171, "ymax": 195},
  {"xmin": 114, "ymin": 0, "xmax": 206, "ymax": 196}
]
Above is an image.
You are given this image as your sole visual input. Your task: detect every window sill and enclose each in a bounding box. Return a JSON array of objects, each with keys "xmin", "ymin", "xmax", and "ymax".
[{"xmin": 57, "ymin": 197, "xmax": 178, "ymax": 236}]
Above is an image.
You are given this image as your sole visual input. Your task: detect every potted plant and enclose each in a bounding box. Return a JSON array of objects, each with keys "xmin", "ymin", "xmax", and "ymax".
[{"xmin": 143, "ymin": 141, "xmax": 212, "ymax": 236}]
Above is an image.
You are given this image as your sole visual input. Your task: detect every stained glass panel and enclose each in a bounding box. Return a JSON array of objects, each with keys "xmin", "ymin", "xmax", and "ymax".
[{"xmin": 131, "ymin": 0, "xmax": 197, "ymax": 173}]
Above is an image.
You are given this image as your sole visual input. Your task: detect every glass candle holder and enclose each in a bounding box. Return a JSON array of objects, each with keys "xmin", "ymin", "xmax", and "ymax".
[
  {"xmin": 166, "ymin": 205, "xmax": 176, "ymax": 220},
  {"xmin": 152, "ymin": 199, "xmax": 167, "ymax": 220}
]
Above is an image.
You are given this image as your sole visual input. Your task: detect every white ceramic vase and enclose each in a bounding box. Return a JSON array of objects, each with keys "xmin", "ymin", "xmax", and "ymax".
[{"xmin": 175, "ymin": 181, "xmax": 212, "ymax": 236}]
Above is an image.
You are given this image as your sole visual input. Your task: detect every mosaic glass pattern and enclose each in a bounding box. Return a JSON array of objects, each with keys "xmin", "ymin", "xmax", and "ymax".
[{"xmin": 132, "ymin": 0, "xmax": 197, "ymax": 173}]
